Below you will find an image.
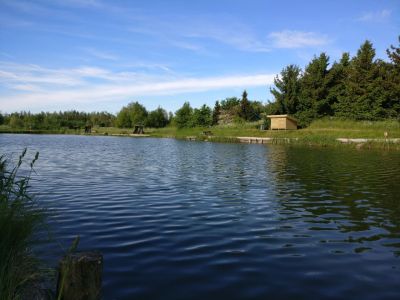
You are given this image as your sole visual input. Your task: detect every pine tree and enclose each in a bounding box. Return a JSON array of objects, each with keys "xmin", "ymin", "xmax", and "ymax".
[
  {"xmin": 212, "ymin": 101, "xmax": 221, "ymax": 125},
  {"xmin": 385, "ymin": 36, "xmax": 400, "ymax": 118},
  {"xmin": 329, "ymin": 53, "xmax": 351, "ymax": 116},
  {"xmin": 297, "ymin": 53, "xmax": 330, "ymax": 126},
  {"xmin": 240, "ymin": 90, "xmax": 252, "ymax": 120},
  {"xmin": 270, "ymin": 65, "xmax": 302, "ymax": 115},
  {"xmin": 334, "ymin": 40, "xmax": 382, "ymax": 120}
]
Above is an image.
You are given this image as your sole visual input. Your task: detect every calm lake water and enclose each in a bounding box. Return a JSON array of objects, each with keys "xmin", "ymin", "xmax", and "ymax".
[{"xmin": 1, "ymin": 134, "xmax": 400, "ymax": 299}]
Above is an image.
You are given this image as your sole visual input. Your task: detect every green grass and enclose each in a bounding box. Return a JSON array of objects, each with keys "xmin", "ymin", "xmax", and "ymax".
[
  {"xmin": 148, "ymin": 119, "xmax": 400, "ymax": 149},
  {"xmin": 0, "ymin": 125, "xmax": 79, "ymax": 135},
  {"xmin": 0, "ymin": 150, "xmax": 46, "ymax": 299}
]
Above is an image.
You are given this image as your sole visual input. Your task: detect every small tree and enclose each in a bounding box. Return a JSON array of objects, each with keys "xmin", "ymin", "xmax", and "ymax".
[
  {"xmin": 175, "ymin": 102, "xmax": 193, "ymax": 128},
  {"xmin": 127, "ymin": 102, "xmax": 148, "ymax": 125},
  {"xmin": 116, "ymin": 107, "xmax": 131, "ymax": 128},
  {"xmin": 146, "ymin": 107, "xmax": 169, "ymax": 128},
  {"xmin": 192, "ymin": 104, "xmax": 212, "ymax": 127},
  {"xmin": 240, "ymin": 90, "xmax": 252, "ymax": 121}
]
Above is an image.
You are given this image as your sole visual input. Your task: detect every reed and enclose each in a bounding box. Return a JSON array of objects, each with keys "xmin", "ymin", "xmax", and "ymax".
[{"xmin": 0, "ymin": 150, "xmax": 46, "ymax": 299}]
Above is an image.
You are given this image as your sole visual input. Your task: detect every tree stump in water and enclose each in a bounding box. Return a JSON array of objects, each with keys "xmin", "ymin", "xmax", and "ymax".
[{"xmin": 56, "ymin": 251, "xmax": 103, "ymax": 300}]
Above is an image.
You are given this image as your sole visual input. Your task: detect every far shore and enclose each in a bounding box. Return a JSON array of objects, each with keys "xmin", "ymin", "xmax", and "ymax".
[{"xmin": 1, "ymin": 119, "xmax": 400, "ymax": 150}]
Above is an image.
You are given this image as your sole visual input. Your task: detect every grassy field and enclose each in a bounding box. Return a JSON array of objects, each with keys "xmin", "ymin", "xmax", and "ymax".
[{"xmin": 2, "ymin": 119, "xmax": 400, "ymax": 149}]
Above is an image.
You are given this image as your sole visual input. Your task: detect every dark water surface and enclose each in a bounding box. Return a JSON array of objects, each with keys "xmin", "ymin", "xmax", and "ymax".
[{"xmin": 1, "ymin": 134, "xmax": 400, "ymax": 299}]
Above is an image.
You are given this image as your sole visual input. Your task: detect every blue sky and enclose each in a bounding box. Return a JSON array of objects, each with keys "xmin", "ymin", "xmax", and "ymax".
[{"xmin": 0, "ymin": 0, "xmax": 399, "ymax": 114}]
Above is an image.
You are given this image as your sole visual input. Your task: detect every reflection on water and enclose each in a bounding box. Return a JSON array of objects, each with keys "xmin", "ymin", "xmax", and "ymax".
[{"xmin": 1, "ymin": 134, "xmax": 399, "ymax": 299}]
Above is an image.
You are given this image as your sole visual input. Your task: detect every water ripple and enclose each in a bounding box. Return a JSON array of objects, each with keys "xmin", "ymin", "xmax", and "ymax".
[{"xmin": 1, "ymin": 134, "xmax": 400, "ymax": 299}]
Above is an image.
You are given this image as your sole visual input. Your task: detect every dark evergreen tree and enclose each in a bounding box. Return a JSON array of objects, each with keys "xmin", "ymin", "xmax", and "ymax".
[
  {"xmin": 270, "ymin": 65, "xmax": 302, "ymax": 115},
  {"xmin": 385, "ymin": 36, "xmax": 400, "ymax": 118},
  {"xmin": 387, "ymin": 36, "xmax": 400, "ymax": 68},
  {"xmin": 212, "ymin": 101, "xmax": 221, "ymax": 125},
  {"xmin": 240, "ymin": 90, "xmax": 252, "ymax": 120},
  {"xmin": 335, "ymin": 40, "xmax": 383, "ymax": 120},
  {"xmin": 329, "ymin": 52, "xmax": 351, "ymax": 116},
  {"xmin": 296, "ymin": 53, "xmax": 331, "ymax": 126}
]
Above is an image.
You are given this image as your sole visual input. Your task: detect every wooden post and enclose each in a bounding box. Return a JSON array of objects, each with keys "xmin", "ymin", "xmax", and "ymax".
[{"xmin": 56, "ymin": 251, "xmax": 103, "ymax": 300}]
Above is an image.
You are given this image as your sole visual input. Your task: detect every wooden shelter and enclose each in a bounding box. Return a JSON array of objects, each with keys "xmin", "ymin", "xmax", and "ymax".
[
  {"xmin": 267, "ymin": 114, "xmax": 298, "ymax": 130},
  {"xmin": 133, "ymin": 125, "xmax": 144, "ymax": 134}
]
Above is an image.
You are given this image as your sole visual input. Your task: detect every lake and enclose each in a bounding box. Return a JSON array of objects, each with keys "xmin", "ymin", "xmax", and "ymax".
[{"xmin": 1, "ymin": 134, "xmax": 399, "ymax": 299}]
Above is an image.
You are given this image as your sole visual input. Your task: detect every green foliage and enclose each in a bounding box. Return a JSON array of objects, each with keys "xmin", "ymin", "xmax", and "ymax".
[
  {"xmin": 239, "ymin": 90, "xmax": 252, "ymax": 120},
  {"xmin": 192, "ymin": 104, "xmax": 212, "ymax": 127},
  {"xmin": 116, "ymin": 107, "xmax": 131, "ymax": 128},
  {"xmin": 271, "ymin": 64, "xmax": 302, "ymax": 115},
  {"xmin": 116, "ymin": 101, "xmax": 148, "ymax": 128},
  {"xmin": 220, "ymin": 97, "xmax": 240, "ymax": 111},
  {"xmin": 146, "ymin": 107, "xmax": 169, "ymax": 128},
  {"xmin": 127, "ymin": 102, "xmax": 148, "ymax": 125},
  {"xmin": 212, "ymin": 101, "xmax": 221, "ymax": 125},
  {"xmin": 3, "ymin": 111, "xmax": 116, "ymax": 131},
  {"xmin": 334, "ymin": 40, "xmax": 382, "ymax": 119},
  {"xmin": 116, "ymin": 102, "xmax": 170, "ymax": 129},
  {"xmin": 270, "ymin": 37, "xmax": 400, "ymax": 126},
  {"xmin": 216, "ymin": 94, "xmax": 262, "ymax": 124},
  {"xmin": 0, "ymin": 150, "xmax": 45, "ymax": 299},
  {"xmin": 175, "ymin": 102, "xmax": 194, "ymax": 128},
  {"xmin": 296, "ymin": 53, "xmax": 331, "ymax": 126}
]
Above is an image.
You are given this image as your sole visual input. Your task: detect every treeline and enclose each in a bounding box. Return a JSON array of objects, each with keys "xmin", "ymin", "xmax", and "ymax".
[
  {"xmin": 267, "ymin": 38, "xmax": 400, "ymax": 127},
  {"xmin": 172, "ymin": 91, "xmax": 265, "ymax": 128},
  {"xmin": 115, "ymin": 102, "xmax": 170, "ymax": 128},
  {"xmin": 1, "ymin": 37, "xmax": 398, "ymax": 130},
  {"xmin": 0, "ymin": 111, "xmax": 115, "ymax": 130},
  {"xmin": 114, "ymin": 91, "xmax": 265, "ymax": 129}
]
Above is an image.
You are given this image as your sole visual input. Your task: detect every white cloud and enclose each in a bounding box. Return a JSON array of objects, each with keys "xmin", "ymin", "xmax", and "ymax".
[
  {"xmin": 0, "ymin": 62, "xmax": 274, "ymax": 111},
  {"xmin": 268, "ymin": 30, "xmax": 329, "ymax": 49},
  {"xmin": 82, "ymin": 48, "xmax": 119, "ymax": 61},
  {"xmin": 0, "ymin": 62, "xmax": 146, "ymax": 88},
  {"xmin": 357, "ymin": 9, "xmax": 391, "ymax": 22}
]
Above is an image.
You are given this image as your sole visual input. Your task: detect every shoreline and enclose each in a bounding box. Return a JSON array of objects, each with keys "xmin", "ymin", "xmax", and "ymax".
[{"xmin": 1, "ymin": 130, "xmax": 400, "ymax": 150}]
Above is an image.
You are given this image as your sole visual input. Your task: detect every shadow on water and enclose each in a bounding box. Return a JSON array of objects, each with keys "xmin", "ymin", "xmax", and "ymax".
[{"xmin": 266, "ymin": 145, "xmax": 400, "ymax": 256}]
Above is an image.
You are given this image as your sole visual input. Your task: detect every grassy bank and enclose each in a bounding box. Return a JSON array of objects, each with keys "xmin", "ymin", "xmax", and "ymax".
[
  {"xmin": 129, "ymin": 119, "xmax": 400, "ymax": 149},
  {"xmin": 2, "ymin": 119, "xmax": 400, "ymax": 149},
  {"xmin": 0, "ymin": 150, "xmax": 47, "ymax": 299}
]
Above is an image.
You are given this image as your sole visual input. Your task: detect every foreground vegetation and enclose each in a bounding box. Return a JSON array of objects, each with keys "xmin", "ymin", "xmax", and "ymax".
[{"xmin": 0, "ymin": 150, "xmax": 46, "ymax": 299}]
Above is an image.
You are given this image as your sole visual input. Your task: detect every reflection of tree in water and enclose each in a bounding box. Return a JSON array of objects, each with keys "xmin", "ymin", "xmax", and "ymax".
[{"xmin": 265, "ymin": 145, "xmax": 400, "ymax": 255}]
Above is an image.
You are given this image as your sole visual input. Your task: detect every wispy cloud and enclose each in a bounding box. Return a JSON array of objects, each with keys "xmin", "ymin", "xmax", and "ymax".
[
  {"xmin": 82, "ymin": 48, "xmax": 119, "ymax": 61},
  {"xmin": 268, "ymin": 30, "xmax": 329, "ymax": 49},
  {"xmin": 0, "ymin": 62, "xmax": 274, "ymax": 111},
  {"xmin": 357, "ymin": 9, "xmax": 391, "ymax": 22},
  {"xmin": 0, "ymin": 62, "xmax": 145, "ymax": 91}
]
